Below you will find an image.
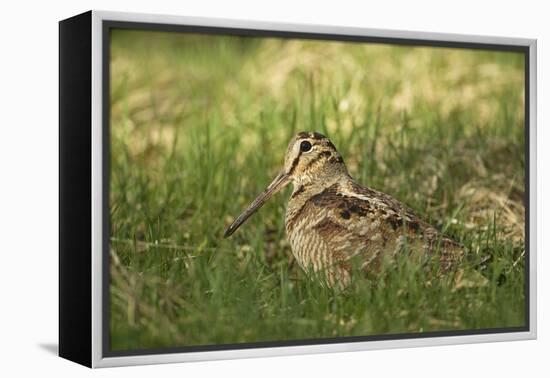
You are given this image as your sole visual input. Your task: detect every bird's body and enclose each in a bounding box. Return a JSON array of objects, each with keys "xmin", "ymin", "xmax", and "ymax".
[
  {"xmin": 225, "ymin": 131, "xmax": 463, "ymax": 287},
  {"xmin": 285, "ymin": 173, "xmax": 462, "ymax": 286}
]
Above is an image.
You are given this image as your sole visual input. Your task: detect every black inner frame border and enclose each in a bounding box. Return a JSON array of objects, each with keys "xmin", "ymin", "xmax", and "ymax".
[{"xmin": 102, "ymin": 19, "xmax": 531, "ymax": 358}]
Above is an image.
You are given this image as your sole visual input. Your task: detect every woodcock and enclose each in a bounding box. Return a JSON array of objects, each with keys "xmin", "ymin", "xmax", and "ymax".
[{"xmin": 224, "ymin": 131, "xmax": 463, "ymax": 287}]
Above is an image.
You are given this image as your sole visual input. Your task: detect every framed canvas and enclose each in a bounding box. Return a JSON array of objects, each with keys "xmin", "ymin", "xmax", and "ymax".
[{"xmin": 59, "ymin": 10, "xmax": 537, "ymax": 368}]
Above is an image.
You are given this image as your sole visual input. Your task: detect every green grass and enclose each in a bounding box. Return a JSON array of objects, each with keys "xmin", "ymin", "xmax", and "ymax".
[{"xmin": 108, "ymin": 30, "xmax": 526, "ymax": 351}]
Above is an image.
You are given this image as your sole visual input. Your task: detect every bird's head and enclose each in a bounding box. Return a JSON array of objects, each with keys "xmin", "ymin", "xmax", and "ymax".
[
  {"xmin": 224, "ymin": 131, "xmax": 347, "ymax": 238},
  {"xmin": 282, "ymin": 131, "xmax": 348, "ymax": 186}
]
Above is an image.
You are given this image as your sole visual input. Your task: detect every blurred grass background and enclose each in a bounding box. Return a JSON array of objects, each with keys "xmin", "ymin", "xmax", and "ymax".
[{"xmin": 109, "ymin": 29, "xmax": 526, "ymax": 351}]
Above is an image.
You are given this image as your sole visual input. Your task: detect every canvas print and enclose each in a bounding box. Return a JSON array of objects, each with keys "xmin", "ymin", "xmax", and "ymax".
[{"xmin": 108, "ymin": 28, "xmax": 526, "ymax": 353}]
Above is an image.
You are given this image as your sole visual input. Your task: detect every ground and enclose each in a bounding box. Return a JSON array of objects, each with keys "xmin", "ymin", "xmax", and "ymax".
[{"xmin": 108, "ymin": 29, "xmax": 526, "ymax": 351}]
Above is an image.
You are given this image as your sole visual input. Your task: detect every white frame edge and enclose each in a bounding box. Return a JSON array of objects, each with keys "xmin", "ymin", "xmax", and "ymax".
[
  {"xmin": 91, "ymin": 10, "xmax": 104, "ymax": 368},
  {"xmin": 90, "ymin": 10, "xmax": 537, "ymax": 368}
]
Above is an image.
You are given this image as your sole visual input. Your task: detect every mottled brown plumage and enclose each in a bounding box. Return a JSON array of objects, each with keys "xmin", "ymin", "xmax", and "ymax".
[{"xmin": 225, "ymin": 131, "xmax": 463, "ymax": 287}]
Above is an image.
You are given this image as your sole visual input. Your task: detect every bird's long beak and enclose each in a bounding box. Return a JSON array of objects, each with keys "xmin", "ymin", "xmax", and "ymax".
[{"xmin": 224, "ymin": 171, "xmax": 290, "ymax": 238}]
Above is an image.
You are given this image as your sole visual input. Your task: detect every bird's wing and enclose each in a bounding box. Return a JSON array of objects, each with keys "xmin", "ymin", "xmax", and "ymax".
[{"xmin": 305, "ymin": 181, "xmax": 463, "ymax": 272}]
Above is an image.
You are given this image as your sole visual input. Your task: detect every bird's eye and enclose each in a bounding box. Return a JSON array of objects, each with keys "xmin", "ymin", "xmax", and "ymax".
[{"xmin": 300, "ymin": 140, "xmax": 312, "ymax": 152}]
